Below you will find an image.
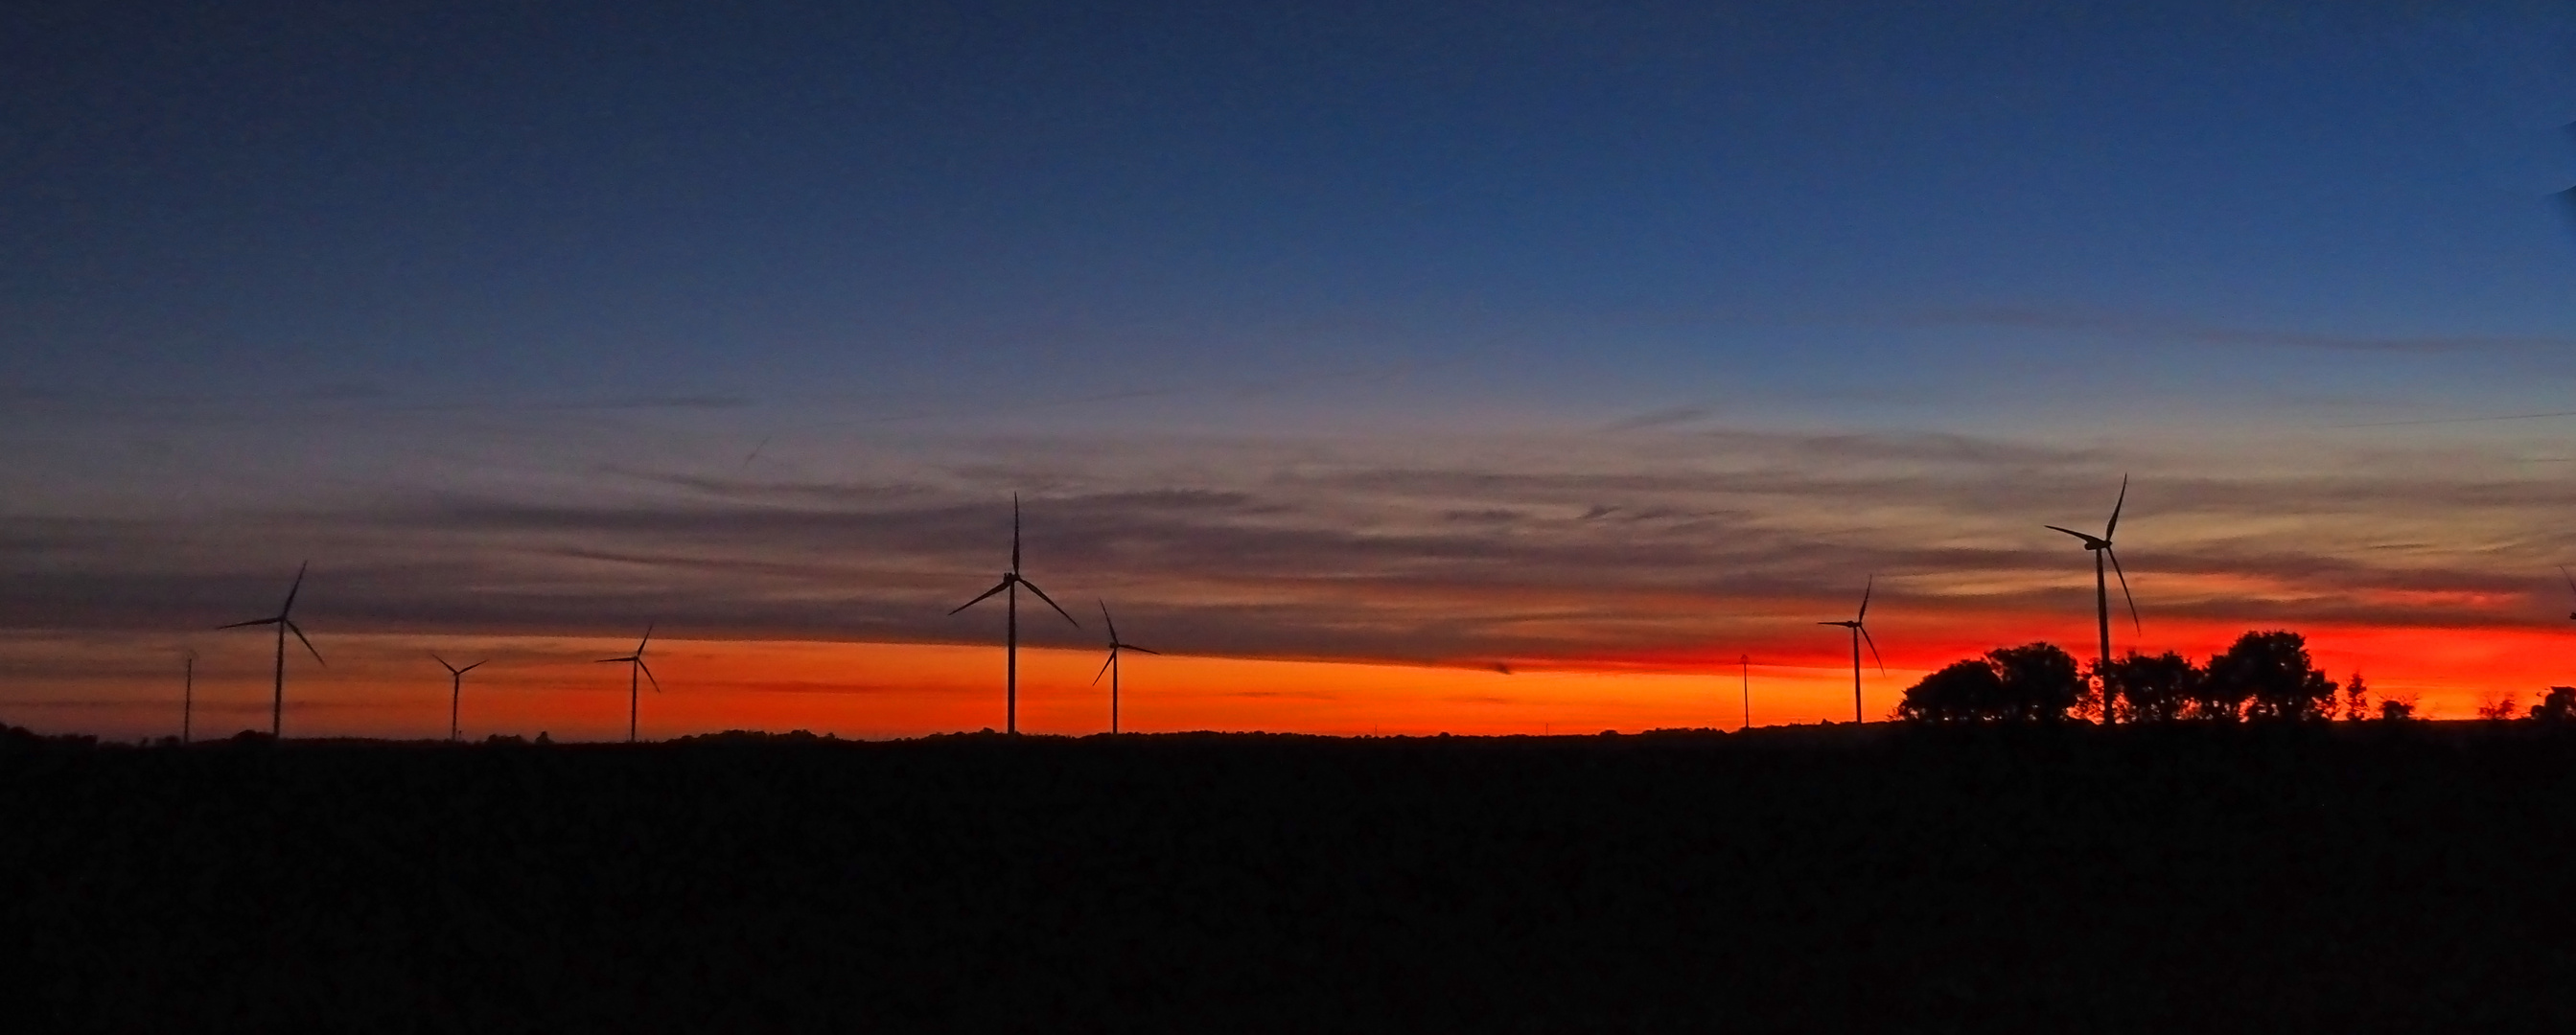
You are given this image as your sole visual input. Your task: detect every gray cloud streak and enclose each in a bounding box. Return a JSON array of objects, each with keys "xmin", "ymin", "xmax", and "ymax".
[{"xmin": 5, "ymin": 427, "xmax": 2573, "ymax": 664}]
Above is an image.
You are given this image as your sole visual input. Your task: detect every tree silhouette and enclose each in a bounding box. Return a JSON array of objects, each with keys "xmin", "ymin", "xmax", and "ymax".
[
  {"xmin": 1898, "ymin": 642, "xmax": 2082, "ymax": 723},
  {"xmin": 2209, "ymin": 631, "xmax": 2336, "ymax": 723},
  {"xmin": 1896, "ymin": 658, "xmax": 2007, "ymax": 723},
  {"xmin": 2340, "ymin": 673, "xmax": 2371, "ymax": 722},
  {"xmin": 2099, "ymin": 652, "xmax": 2200, "ymax": 724},
  {"xmin": 2530, "ymin": 687, "xmax": 2576, "ymax": 723},
  {"xmin": 2378, "ymin": 699, "xmax": 2415, "ymax": 722},
  {"xmin": 1989, "ymin": 643, "xmax": 2083, "ymax": 721}
]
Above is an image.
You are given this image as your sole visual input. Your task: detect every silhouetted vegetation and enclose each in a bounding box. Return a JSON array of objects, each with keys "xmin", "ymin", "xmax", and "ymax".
[
  {"xmin": 2101, "ymin": 650, "xmax": 2201, "ymax": 723},
  {"xmin": 9, "ymin": 724, "xmax": 2576, "ymax": 1030},
  {"xmin": 2213, "ymin": 631, "xmax": 2339, "ymax": 722},
  {"xmin": 1909, "ymin": 631, "xmax": 2350, "ymax": 724},
  {"xmin": 1894, "ymin": 642, "xmax": 2082, "ymax": 723},
  {"xmin": 2534, "ymin": 687, "xmax": 2576, "ymax": 723}
]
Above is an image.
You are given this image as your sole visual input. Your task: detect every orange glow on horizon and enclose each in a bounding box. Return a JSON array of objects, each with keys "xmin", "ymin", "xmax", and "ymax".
[{"xmin": 8, "ymin": 615, "xmax": 2575, "ymax": 740}]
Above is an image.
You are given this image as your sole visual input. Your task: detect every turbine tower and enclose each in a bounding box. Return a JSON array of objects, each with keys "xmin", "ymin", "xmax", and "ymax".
[
  {"xmin": 1818, "ymin": 577, "xmax": 1885, "ymax": 724},
  {"xmin": 595, "ymin": 625, "xmax": 660, "ymax": 744},
  {"xmin": 217, "ymin": 563, "xmax": 323, "ymax": 738},
  {"xmin": 181, "ymin": 651, "xmax": 196, "ymax": 745},
  {"xmin": 950, "ymin": 495, "xmax": 1079, "ymax": 734},
  {"xmin": 1092, "ymin": 601, "xmax": 1160, "ymax": 734},
  {"xmin": 434, "ymin": 655, "xmax": 487, "ymax": 743},
  {"xmin": 2046, "ymin": 475, "xmax": 2142, "ymax": 698}
]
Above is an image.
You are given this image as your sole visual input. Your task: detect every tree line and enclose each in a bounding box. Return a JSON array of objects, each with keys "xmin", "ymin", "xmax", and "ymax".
[{"xmin": 1898, "ymin": 630, "xmax": 2576, "ymax": 724}]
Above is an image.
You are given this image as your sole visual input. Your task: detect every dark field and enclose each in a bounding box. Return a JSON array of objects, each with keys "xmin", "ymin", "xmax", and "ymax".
[{"xmin": 7, "ymin": 724, "xmax": 2574, "ymax": 1032}]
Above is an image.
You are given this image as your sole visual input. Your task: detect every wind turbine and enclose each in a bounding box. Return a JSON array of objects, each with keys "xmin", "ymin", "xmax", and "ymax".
[
  {"xmin": 2046, "ymin": 475, "xmax": 2142, "ymax": 695},
  {"xmin": 595, "ymin": 625, "xmax": 660, "ymax": 744},
  {"xmin": 1739, "ymin": 655, "xmax": 1750, "ymax": 733},
  {"xmin": 181, "ymin": 651, "xmax": 196, "ymax": 745},
  {"xmin": 1818, "ymin": 577, "xmax": 1886, "ymax": 724},
  {"xmin": 217, "ymin": 563, "xmax": 323, "ymax": 738},
  {"xmin": 2559, "ymin": 566, "xmax": 2576, "ymax": 621},
  {"xmin": 950, "ymin": 495, "xmax": 1079, "ymax": 734},
  {"xmin": 434, "ymin": 655, "xmax": 487, "ymax": 744},
  {"xmin": 1092, "ymin": 601, "xmax": 1160, "ymax": 734}
]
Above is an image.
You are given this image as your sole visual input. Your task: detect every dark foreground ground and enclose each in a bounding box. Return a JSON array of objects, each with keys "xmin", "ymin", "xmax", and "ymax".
[{"xmin": 6, "ymin": 724, "xmax": 2574, "ymax": 1032}]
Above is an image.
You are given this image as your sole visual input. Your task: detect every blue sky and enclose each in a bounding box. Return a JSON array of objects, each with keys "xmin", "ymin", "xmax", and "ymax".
[
  {"xmin": 4, "ymin": 2, "xmax": 2575, "ymax": 688},
  {"xmin": 11, "ymin": 2, "xmax": 2570, "ymax": 422}
]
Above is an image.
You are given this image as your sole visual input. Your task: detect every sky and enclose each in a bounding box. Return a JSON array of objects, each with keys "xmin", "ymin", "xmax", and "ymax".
[{"xmin": 5, "ymin": 1, "xmax": 2575, "ymax": 739}]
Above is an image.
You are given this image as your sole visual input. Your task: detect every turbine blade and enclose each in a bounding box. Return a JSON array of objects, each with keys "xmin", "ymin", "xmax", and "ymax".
[
  {"xmin": 1857, "ymin": 574, "xmax": 1874, "ymax": 622},
  {"xmin": 1859, "ymin": 626, "xmax": 1887, "ymax": 676},
  {"xmin": 458, "ymin": 660, "xmax": 487, "ymax": 674},
  {"xmin": 2562, "ymin": 564, "xmax": 2575, "ymax": 597},
  {"xmin": 594, "ymin": 657, "xmax": 630, "ymax": 664},
  {"xmin": 434, "ymin": 654, "xmax": 456, "ymax": 674},
  {"xmin": 2105, "ymin": 547, "xmax": 2142, "ymax": 633},
  {"xmin": 2104, "ymin": 474, "xmax": 2128, "ymax": 539},
  {"xmin": 1092, "ymin": 651, "xmax": 1116, "ymax": 686},
  {"xmin": 287, "ymin": 620, "xmax": 324, "ymax": 667},
  {"xmin": 638, "ymin": 660, "xmax": 662, "ymax": 693},
  {"xmin": 1126, "ymin": 645, "xmax": 1162, "ymax": 656},
  {"xmin": 2044, "ymin": 525, "xmax": 2096, "ymax": 543},
  {"xmin": 281, "ymin": 561, "xmax": 309, "ymax": 615},
  {"xmin": 1020, "ymin": 579, "xmax": 1080, "ymax": 627},
  {"xmin": 950, "ymin": 581, "xmax": 1011, "ymax": 614},
  {"xmin": 217, "ymin": 617, "xmax": 280, "ymax": 630},
  {"xmin": 1100, "ymin": 600, "xmax": 1117, "ymax": 642},
  {"xmin": 636, "ymin": 622, "xmax": 654, "ymax": 655},
  {"xmin": 1011, "ymin": 494, "xmax": 1022, "ymax": 571}
]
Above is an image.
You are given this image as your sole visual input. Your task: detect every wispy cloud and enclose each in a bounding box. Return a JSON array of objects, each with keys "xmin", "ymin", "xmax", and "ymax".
[
  {"xmin": 1920, "ymin": 307, "xmax": 2576, "ymax": 355},
  {"xmin": 6, "ymin": 426, "xmax": 2572, "ymax": 668}
]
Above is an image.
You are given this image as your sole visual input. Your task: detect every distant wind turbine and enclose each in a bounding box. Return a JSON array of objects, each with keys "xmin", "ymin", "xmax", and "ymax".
[
  {"xmin": 1818, "ymin": 577, "xmax": 1886, "ymax": 724},
  {"xmin": 1739, "ymin": 655, "xmax": 1750, "ymax": 732},
  {"xmin": 949, "ymin": 495, "xmax": 1079, "ymax": 734},
  {"xmin": 217, "ymin": 563, "xmax": 323, "ymax": 738},
  {"xmin": 595, "ymin": 625, "xmax": 660, "ymax": 744},
  {"xmin": 2559, "ymin": 566, "xmax": 2576, "ymax": 621},
  {"xmin": 2046, "ymin": 476, "xmax": 2142, "ymax": 697},
  {"xmin": 181, "ymin": 651, "xmax": 197, "ymax": 745},
  {"xmin": 434, "ymin": 656, "xmax": 488, "ymax": 744},
  {"xmin": 1092, "ymin": 601, "xmax": 1160, "ymax": 734}
]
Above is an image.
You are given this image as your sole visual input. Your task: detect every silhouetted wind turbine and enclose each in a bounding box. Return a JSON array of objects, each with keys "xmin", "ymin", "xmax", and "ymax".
[
  {"xmin": 2559, "ymin": 566, "xmax": 2576, "ymax": 621},
  {"xmin": 949, "ymin": 495, "xmax": 1079, "ymax": 734},
  {"xmin": 1739, "ymin": 655, "xmax": 1750, "ymax": 732},
  {"xmin": 217, "ymin": 563, "xmax": 323, "ymax": 738},
  {"xmin": 1818, "ymin": 577, "xmax": 1885, "ymax": 724},
  {"xmin": 435, "ymin": 656, "xmax": 487, "ymax": 744},
  {"xmin": 1092, "ymin": 601, "xmax": 1160, "ymax": 734},
  {"xmin": 2046, "ymin": 475, "xmax": 2142, "ymax": 690},
  {"xmin": 595, "ymin": 625, "xmax": 660, "ymax": 744},
  {"xmin": 181, "ymin": 651, "xmax": 196, "ymax": 745}
]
